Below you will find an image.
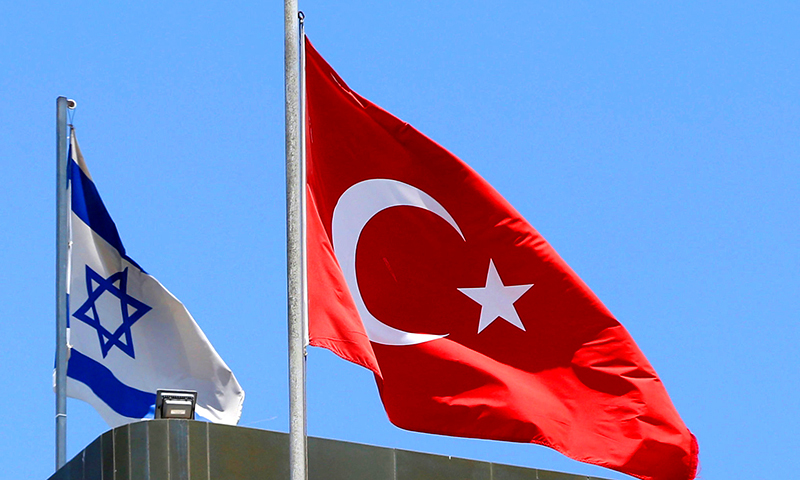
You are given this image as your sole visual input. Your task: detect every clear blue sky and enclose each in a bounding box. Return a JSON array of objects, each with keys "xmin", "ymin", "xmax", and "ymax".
[{"xmin": 2, "ymin": 2, "xmax": 797, "ymax": 479}]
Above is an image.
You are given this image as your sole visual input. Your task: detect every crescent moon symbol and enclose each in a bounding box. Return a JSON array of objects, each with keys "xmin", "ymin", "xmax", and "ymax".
[{"xmin": 332, "ymin": 179, "xmax": 464, "ymax": 346}]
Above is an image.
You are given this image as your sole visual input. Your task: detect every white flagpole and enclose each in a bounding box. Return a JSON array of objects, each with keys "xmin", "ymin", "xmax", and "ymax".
[
  {"xmin": 285, "ymin": 1, "xmax": 308, "ymax": 479},
  {"xmin": 55, "ymin": 96, "xmax": 69, "ymax": 470}
]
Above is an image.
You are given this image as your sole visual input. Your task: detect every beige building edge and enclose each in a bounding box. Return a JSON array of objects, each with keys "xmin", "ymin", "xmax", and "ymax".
[{"xmin": 48, "ymin": 420, "xmax": 611, "ymax": 480}]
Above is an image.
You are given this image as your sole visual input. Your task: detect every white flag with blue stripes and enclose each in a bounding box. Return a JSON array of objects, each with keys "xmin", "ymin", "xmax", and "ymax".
[{"xmin": 65, "ymin": 130, "xmax": 244, "ymax": 427}]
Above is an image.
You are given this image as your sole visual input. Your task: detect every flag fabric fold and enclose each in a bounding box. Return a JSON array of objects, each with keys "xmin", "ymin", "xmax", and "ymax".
[
  {"xmin": 64, "ymin": 130, "xmax": 244, "ymax": 427},
  {"xmin": 305, "ymin": 38, "xmax": 697, "ymax": 480}
]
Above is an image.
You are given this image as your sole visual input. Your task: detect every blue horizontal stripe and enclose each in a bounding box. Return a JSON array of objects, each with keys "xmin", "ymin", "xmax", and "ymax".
[
  {"xmin": 67, "ymin": 348, "xmax": 156, "ymax": 419},
  {"xmin": 69, "ymin": 158, "xmax": 125, "ymax": 256},
  {"xmin": 69, "ymin": 144, "xmax": 143, "ymax": 271}
]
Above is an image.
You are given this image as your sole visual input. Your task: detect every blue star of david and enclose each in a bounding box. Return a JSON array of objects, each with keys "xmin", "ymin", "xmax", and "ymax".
[{"xmin": 73, "ymin": 265, "xmax": 152, "ymax": 358}]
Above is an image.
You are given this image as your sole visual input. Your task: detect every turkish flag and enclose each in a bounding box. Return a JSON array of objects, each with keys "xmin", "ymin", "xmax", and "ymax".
[{"xmin": 305, "ymin": 38, "xmax": 698, "ymax": 480}]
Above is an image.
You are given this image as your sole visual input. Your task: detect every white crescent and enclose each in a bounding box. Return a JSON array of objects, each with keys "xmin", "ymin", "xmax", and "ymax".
[{"xmin": 332, "ymin": 179, "xmax": 465, "ymax": 346}]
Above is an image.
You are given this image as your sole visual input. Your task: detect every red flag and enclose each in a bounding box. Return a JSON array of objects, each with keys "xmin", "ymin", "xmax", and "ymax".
[{"xmin": 305, "ymin": 38, "xmax": 698, "ymax": 480}]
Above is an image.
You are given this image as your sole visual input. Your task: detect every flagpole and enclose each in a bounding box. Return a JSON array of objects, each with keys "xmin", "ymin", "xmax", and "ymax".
[
  {"xmin": 284, "ymin": 0, "xmax": 308, "ymax": 478},
  {"xmin": 55, "ymin": 96, "xmax": 69, "ymax": 470}
]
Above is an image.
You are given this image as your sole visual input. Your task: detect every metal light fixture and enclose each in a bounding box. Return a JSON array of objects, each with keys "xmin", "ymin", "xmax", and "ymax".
[{"xmin": 155, "ymin": 389, "xmax": 197, "ymax": 420}]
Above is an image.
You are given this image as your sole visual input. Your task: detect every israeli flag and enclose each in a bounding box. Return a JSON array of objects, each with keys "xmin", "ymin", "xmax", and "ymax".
[{"xmin": 65, "ymin": 130, "xmax": 244, "ymax": 427}]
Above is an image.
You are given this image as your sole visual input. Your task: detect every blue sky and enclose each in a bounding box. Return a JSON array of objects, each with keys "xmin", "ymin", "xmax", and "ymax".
[{"xmin": 2, "ymin": 2, "xmax": 798, "ymax": 479}]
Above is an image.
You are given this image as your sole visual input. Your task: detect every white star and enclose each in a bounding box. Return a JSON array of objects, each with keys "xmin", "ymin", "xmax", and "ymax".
[{"xmin": 458, "ymin": 260, "xmax": 533, "ymax": 333}]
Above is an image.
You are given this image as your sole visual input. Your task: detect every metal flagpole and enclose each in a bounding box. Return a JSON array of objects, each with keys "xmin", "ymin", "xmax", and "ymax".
[
  {"xmin": 55, "ymin": 96, "xmax": 69, "ymax": 470},
  {"xmin": 285, "ymin": 0, "xmax": 308, "ymax": 479}
]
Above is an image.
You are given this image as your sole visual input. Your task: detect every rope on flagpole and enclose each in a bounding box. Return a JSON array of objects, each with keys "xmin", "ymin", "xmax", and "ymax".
[
  {"xmin": 299, "ymin": 10, "xmax": 308, "ymax": 351},
  {"xmin": 67, "ymin": 99, "xmax": 77, "ymax": 125}
]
